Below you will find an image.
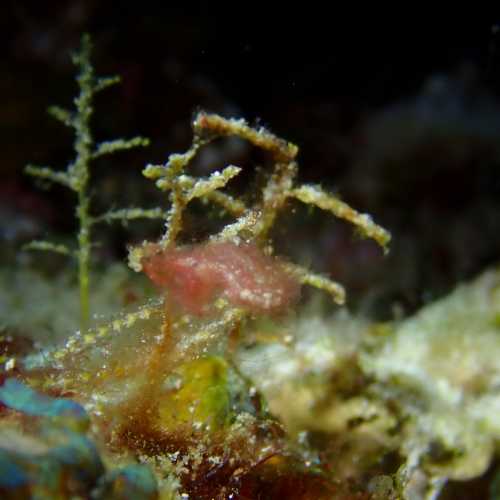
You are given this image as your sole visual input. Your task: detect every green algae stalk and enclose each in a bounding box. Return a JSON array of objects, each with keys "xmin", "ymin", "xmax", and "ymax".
[{"xmin": 25, "ymin": 34, "xmax": 161, "ymax": 331}]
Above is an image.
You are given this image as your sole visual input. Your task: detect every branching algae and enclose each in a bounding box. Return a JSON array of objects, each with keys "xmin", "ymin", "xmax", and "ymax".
[{"xmin": 24, "ymin": 34, "xmax": 162, "ymax": 332}]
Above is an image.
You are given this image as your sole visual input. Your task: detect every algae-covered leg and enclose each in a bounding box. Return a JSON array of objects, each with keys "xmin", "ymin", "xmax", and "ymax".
[
  {"xmin": 192, "ymin": 112, "xmax": 299, "ymax": 164},
  {"xmin": 291, "ymin": 185, "xmax": 391, "ymax": 252},
  {"xmin": 284, "ymin": 262, "xmax": 346, "ymax": 305}
]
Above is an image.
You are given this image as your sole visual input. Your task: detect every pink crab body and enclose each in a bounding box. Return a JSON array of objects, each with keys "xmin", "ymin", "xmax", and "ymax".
[{"xmin": 142, "ymin": 242, "xmax": 300, "ymax": 316}]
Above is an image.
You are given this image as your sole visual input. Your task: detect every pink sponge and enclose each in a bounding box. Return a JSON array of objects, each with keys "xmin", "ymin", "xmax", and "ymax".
[{"xmin": 142, "ymin": 242, "xmax": 300, "ymax": 317}]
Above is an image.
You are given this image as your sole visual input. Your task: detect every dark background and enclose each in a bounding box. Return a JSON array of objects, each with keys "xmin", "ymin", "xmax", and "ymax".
[{"xmin": 2, "ymin": 4, "xmax": 500, "ymax": 317}]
